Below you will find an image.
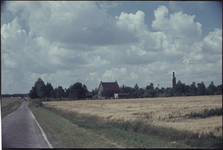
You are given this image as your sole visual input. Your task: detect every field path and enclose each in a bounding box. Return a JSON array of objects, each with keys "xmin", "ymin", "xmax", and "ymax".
[{"xmin": 2, "ymin": 100, "xmax": 52, "ymax": 148}]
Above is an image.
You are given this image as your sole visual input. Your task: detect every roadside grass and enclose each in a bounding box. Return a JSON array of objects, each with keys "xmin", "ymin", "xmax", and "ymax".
[
  {"xmin": 168, "ymin": 107, "xmax": 222, "ymax": 119},
  {"xmin": 1, "ymin": 98, "xmax": 24, "ymax": 118},
  {"xmin": 30, "ymin": 107, "xmax": 121, "ymax": 148},
  {"xmin": 42, "ymin": 103, "xmax": 222, "ymax": 148}
]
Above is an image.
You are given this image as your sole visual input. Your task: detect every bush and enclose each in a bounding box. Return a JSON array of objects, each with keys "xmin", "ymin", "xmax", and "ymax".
[{"xmin": 28, "ymin": 99, "xmax": 43, "ymax": 108}]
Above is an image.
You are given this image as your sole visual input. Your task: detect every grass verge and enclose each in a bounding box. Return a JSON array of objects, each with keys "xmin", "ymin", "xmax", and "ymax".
[
  {"xmin": 1, "ymin": 98, "xmax": 24, "ymax": 118},
  {"xmin": 30, "ymin": 106, "xmax": 122, "ymax": 148},
  {"xmin": 42, "ymin": 104, "xmax": 222, "ymax": 148}
]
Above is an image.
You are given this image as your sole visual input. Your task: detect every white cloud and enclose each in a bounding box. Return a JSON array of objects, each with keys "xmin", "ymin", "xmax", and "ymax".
[
  {"xmin": 152, "ymin": 6, "xmax": 202, "ymax": 44},
  {"xmin": 1, "ymin": 1, "xmax": 222, "ymax": 94}
]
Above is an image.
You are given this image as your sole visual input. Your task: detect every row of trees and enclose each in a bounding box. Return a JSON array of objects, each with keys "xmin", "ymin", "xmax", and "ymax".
[
  {"xmin": 29, "ymin": 78, "xmax": 222, "ymax": 100},
  {"xmin": 96, "ymin": 81, "xmax": 222, "ymax": 99},
  {"xmin": 29, "ymin": 78, "xmax": 88, "ymax": 100}
]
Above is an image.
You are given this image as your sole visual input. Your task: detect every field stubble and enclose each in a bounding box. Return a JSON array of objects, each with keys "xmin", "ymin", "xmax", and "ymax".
[{"xmin": 43, "ymin": 95, "xmax": 222, "ymax": 137}]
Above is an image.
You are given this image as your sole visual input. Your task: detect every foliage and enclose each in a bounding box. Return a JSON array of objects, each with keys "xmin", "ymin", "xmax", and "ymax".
[
  {"xmin": 45, "ymin": 83, "xmax": 53, "ymax": 101},
  {"xmin": 35, "ymin": 78, "xmax": 46, "ymax": 99},
  {"xmin": 101, "ymin": 87, "xmax": 112, "ymax": 98},
  {"xmin": 206, "ymin": 81, "xmax": 216, "ymax": 95},
  {"xmin": 29, "ymin": 86, "xmax": 38, "ymax": 99},
  {"xmin": 197, "ymin": 81, "xmax": 206, "ymax": 95},
  {"xmin": 69, "ymin": 82, "xmax": 88, "ymax": 100},
  {"xmin": 185, "ymin": 107, "xmax": 222, "ymax": 118},
  {"xmin": 28, "ymin": 98, "xmax": 43, "ymax": 108}
]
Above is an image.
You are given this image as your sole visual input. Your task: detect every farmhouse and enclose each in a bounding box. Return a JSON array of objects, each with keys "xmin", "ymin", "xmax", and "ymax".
[{"xmin": 98, "ymin": 81, "xmax": 125, "ymax": 99}]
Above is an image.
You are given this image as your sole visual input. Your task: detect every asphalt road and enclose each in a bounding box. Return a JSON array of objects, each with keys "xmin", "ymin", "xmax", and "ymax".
[{"xmin": 2, "ymin": 100, "xmax": 52, "ymax": 148}]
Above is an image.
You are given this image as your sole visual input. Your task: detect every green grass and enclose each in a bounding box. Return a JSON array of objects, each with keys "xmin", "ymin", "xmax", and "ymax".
[
  {"xmin": 30, "ymin": 107, "xmax": 121, "ymax": 148},
  {"xmin": 42, "ymin": 103, "xmax": 222, "ymax": 148},
  {"xmin": 185, "ymin": 107, "xmax": 222, "ymax": 118}
]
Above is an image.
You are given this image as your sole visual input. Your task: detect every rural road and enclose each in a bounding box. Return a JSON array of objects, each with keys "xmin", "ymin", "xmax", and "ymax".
[{"xmin": 2, "ymin": 100, "xmax": 52, "ymax": 148}]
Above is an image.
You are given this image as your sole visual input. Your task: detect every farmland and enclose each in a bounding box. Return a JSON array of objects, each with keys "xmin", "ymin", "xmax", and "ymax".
[
  {"xmin": 1, "ymin": 97, "xmax": 24, "ymax": 118},
  {"xmin": 43, "ymin": 95, "xmax": 222, "ymax": 137}
]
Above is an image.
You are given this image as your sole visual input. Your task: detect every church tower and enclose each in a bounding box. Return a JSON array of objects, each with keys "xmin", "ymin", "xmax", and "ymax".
[{"xmin": 172, "ymin": 72, "xmax": 176, "ymax": 88}]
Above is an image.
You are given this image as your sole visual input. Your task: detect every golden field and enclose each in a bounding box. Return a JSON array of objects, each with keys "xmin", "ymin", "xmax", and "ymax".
[{"xmin": 43, "ymin": 95, "xmax": 222, "ymax": 137}]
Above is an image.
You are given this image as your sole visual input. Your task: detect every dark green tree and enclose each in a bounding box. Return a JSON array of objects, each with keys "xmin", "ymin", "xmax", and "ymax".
[
  {"xmin": 206, "ymin": 81, "xmax": 216, "ymax": 95},
  {"xmin": 57, "ymin": 86, "xmax": 65, "ymax": 100},
  {"xmin": 190, "ymin": 81, "xmax": 197, "ymax": 96},
  {"xmin": 69, "ymin": 82, "xmax": 87, "ymax": 100},
  {"xmin": 45, "ymin": 83, "xmax": 53, "ymax": 101},
  {"xmin": 216, "ymin": 84, "xmax": 222, "ymax": 95},
  {"xmin": 146, "ymin": 83, "xmax": 154, "ymax": 90},
  {"xmin": 101, "ymin": 87, "xmax": 112, "ymax": 98},
  {"xmin": 29, "ymin": 86, "xmax": 38, "ymax": 99},
  {"xmin": 165, "ymin": 87, "xmax": 174, "ymax": 97},
  {"xmin": 197, "ymin": 81, "xmax": 206, "ymax": 95},
  {"xmin": 134, "ymin": 83, "xmax": 139, "ymax": 90},
  {"xmin": 34, "ymin": 78, "xmax": 46, "ymax": 100}
]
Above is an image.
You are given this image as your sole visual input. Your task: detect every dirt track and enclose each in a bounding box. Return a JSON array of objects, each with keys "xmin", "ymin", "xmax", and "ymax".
[{"xmin": 43, "ymin": 95, "xmax": 222, "ymax": 137}]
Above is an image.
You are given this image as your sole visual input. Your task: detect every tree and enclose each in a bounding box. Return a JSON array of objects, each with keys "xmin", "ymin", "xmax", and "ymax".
[
  {"xmin": 190, "ymin": 81, "xmax": 197, "ymax": 96},
  {"xmin": 45, "ymin": 83, "xmax": 53, "ymax": 101},
  {"xmin": 197, "ymin": 81, "xmax": 206, "ymax": 95},
  {"xmin": 34, "ymin": 78, "xmax": 45, "ymax": 100},
  {"xmin": 216, "ymin": 84, "xmax": 222, "ymax": 95},
  {"xmin": 165, "ymin": 87, "xmax": 174, "ymax": 97},
  {"xmin": 69, "ymin": 82, "xmax": 87, "ymax": 100},
  {"xmin": 57, "ymin": 86, "xmax": 65, "ymax": 100},
  {"xmin": 134, "ymin": 83, "xmax": 139, "ymax": 90},
  {"xmin": 206, "ymin": 81, "xmax": 216, "ymax": 95},
  {"xmin": 146, "ymin": 83, "xmax": 154, "ymax": 90},
  {"xmin": 29, "ymin": 86, "xmax": 38, "ymax": 99},
  {"xmin": 92, "ymin": 87, "xmax": 98, "ymax": 97},
  {"xmin": 101, "ymin": 88, "xmax": 112, "ymax": 98},
  {"xmin": 50, "ymin": 88, "xmax": 57, "ymax": 99}
]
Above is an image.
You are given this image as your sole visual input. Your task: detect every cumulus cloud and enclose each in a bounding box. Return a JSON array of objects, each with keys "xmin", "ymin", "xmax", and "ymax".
[
  {"xmin": 1, "ymin": 1, "xmax": 222, "ymax": 94},
  {"xmin": 152, "ymin": 6, "xmax": 202, "ymax": 44}
]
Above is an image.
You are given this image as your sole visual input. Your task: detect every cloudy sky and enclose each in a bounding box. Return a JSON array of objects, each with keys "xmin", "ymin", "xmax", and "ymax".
[{"xmin": 1, "ymin": 1, "xmax": 222, "ymax": 94}]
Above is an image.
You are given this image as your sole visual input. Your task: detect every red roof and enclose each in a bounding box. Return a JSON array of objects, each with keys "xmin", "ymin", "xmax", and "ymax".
[{"xmin": 100, "ymin": 81, "xmax": 121, "ymax": 92}]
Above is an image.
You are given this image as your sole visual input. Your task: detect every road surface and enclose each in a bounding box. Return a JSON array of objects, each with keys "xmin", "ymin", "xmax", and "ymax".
[{"xmin": 2, "ymin": 100, "xmax": 52, "ymax": 148}]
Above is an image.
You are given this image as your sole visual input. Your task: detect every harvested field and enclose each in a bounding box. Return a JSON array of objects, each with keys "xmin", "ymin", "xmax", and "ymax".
[
  {"xmin": 43, "ymin": 95, "xmax": 222, "ymax": 137},
  {"xmin": 1, "ymin": 97, "xmax": 21, "ymax": 108}
]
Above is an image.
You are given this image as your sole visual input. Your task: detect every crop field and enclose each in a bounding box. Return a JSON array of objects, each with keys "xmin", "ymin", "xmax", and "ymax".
[
  {"xmin": 43, "ymin": 95, "xmax": 222, "ymax": 137},
  {"xmin": 1, "ymin": 97, "xmax": 21, "ymax": 108}
]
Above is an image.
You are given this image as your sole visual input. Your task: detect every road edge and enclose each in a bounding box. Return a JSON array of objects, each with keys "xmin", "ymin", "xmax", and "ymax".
[{"xmin": 30, "ymin": 109, "xmax": 53, "ymax": 148}]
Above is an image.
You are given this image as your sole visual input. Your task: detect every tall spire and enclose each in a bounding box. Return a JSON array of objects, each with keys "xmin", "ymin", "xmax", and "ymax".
[{"xmin": 172, "ymin": 72, "xmax": 176, "ymax": 88}]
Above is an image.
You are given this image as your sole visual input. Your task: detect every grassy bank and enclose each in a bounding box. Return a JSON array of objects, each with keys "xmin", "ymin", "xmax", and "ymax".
[{"xmin": 1, "ymin": 98, "xmax": 24, "ymax": 118}]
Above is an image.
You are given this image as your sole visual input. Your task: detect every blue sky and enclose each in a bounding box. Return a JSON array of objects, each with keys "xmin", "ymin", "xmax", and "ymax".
[{"xmin": 1, "ymin": 1, "xmax": 222, "ymax": 94}]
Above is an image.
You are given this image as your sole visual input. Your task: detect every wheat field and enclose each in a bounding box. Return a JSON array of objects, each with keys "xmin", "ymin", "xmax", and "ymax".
[{"xmin": 43, "ymin": 95, "xmax": 222, "ymax": 137}]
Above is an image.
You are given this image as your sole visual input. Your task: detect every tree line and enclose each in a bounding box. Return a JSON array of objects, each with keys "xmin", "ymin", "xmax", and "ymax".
[
  {"xmin": 29, "ymin": 78, "xmax": 88, "ymax": 101},
  {"xmin": 98, "ymin": 81, "xmax": 222, "ymax": 99},
  {"xmin": 29, "ymin": 78, "xmax": 222, "ymax": 101}
]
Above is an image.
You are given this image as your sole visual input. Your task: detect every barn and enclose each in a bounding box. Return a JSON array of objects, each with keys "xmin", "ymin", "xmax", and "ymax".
[{"xmin": 98, "ymin": 81, "xmax": 121, "ymax": 99}]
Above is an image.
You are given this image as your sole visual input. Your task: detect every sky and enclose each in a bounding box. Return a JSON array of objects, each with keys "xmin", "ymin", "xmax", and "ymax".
[{"xmin": 1, "ymin": 1, "xmax": 222, "ymax": 94}]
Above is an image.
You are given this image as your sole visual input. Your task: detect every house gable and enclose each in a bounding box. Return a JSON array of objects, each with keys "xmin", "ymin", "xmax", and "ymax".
[{"xmin": 98, "ymin": 81, "xmax": 121, "ymax": 98}]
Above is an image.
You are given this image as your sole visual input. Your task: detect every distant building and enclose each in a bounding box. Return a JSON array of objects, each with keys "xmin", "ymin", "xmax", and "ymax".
[
  {"xmin": 85, "ymin": 92, "xmax": 93, "ymax": 99},
  {"xmin": 98, "ymin": 81, "xmax": 121, "ymax": 99},
  {"xmin": 114, "ymin": 93, "xmax": 128, "ymax": 99},
  {"xmin": 172, "ymin": 72, "xmax": 176, "ymax": 88}
]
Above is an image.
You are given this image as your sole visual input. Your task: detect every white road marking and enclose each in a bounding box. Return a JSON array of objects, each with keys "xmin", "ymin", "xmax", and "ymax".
[
  {"xmin": 26, "ymin": 101, "xmax": 53, "ymax": 148},
  {"xmin": 30, "ymin": 112, "xmax": 53, "ymax": 148}
]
